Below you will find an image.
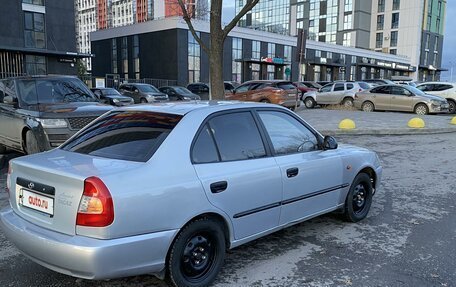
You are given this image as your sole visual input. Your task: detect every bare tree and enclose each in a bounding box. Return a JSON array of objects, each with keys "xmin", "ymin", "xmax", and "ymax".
[{"xmin": 177, "ymin": 0, "xmax": 260, "ymax": 100}]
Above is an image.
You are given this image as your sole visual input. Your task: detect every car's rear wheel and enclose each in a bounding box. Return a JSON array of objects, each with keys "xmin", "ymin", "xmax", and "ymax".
[
  {"xmin": 414, "ymin": 103, "xmax": 429, "ymax": 115},
  {"xmin": 342, "ymin": 97, "xmax": 354, "ymax": 108},
  {"xmin": 167, "ymin": 217, "xmax": 226, "ymax": 287},
  {"xmin": 25, "ymin": 130, "xmax": 41, "ymax": 155},
  {"xmin": 343, "ymin": 173, "xmax": 373, "ymax": 222},
  {"xmin": 304, "ymin": 97, "xmax": 316, "ymax": 109},
  {"xmin": 361, "ymin": 101, "xmax": 375, "ymax": 112},
  {"xmin": 140, "ymin": 98, "xmax": 148, "ymax": 104},
  {"xmin": 447, "ymin": 99, "xmax": 456, "ymax": 114}
]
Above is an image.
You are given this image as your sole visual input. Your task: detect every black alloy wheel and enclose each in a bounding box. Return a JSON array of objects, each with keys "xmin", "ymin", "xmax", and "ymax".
[{"xmin": 344, "ymin": 173, "xmax": 373, "ymax": 222}]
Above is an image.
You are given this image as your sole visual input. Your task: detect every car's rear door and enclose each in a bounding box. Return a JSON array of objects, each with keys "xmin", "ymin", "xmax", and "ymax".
[
  {"xmin": 256, "ymin": 109, "xmax": 344, "ymax": 225},
  {"xmin": 389, "ymin": 86, "xmax": 414, "ymax": 112},
  {"xmin": 192, "ymin": 111, "xmax": 282, "ymax": 240},
  {"xmin": 369, "ymin": 86, "xmax": 392, "ymax": 110}
]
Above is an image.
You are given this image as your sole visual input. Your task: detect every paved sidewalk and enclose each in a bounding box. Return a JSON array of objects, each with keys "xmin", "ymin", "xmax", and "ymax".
[{"xmin": 295, "ymin": 108, "xmax": 456, "ymax": 135}]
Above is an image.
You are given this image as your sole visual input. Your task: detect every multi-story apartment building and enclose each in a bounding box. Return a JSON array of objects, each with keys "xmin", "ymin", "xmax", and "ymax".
[
  {"xmin": 76, "ymin": 0, "xmax": 206, "ymax": 72},
  {"xmin": 0, "ymin": 0, "xmax": 88, "ymax": 78},
  {"xmin": 370, "ymin": 0, "xmax": 446, "ymax": 81},
  {"xmin": 237, "ymin": 0, "xmax": 446, "ymax": 81}
]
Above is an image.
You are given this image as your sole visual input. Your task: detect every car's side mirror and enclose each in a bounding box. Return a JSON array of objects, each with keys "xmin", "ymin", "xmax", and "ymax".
[
  {"xmin": 323, "ymin": 136, "xmax": 338, "ymax": 150},
  {"xmin": 3, "ymin": 95, "xmax": 18, "ymax": 107}
]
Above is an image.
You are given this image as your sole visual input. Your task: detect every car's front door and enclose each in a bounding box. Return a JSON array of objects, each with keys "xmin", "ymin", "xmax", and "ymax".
[
  {"xmin": 257, "ymin": 110, "xmax": 344, "ymax": 225},
  {"xmin": 369, "ymin": 86, "xmax": 392, "ymax": 110},
  {"xmin": 192, "ymin": 111, "xmax": 282, "ymax": 240},
  {"xmin": 316, "ymin": 84, "xmax": 334, "ymax": 104},
  {"xmin": 327, "ymin": 83, "xmax": 346, "ymax": 104}
]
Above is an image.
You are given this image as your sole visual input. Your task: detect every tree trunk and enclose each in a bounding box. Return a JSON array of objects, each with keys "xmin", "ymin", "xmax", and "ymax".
[{"xmin": 209, "ymin": 0, "xmax": 225, "ymax": 100}]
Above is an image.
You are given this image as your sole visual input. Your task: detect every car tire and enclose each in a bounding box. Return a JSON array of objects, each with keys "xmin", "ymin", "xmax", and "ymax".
[
  {"xmin": 414, "ymin": 103, "xmax": 429, "ymax": 115},
  {"xmin": 304, "ymin": 97, "xmax": 316, "ymax": 109},
  {"xmin": 342, "ymin": 97, "xmax": 354, "ymax": 108},
  {"xmin": 447, "ymin": 99, "xmax": 456, "ymax": 114},
  {"xmin": 140, "ymin": 98, "xmax": 148, "ymax": 104},
  {"xmin": 361, "ymin": 101, "xmax": 375, "ymax": 112},
  {"xmin": 25, "ymin": 130, "xmax": 41, "ymax": 155},
  {"xmin": 167, "ymin": 217, "xmax": 226, "ymax": 287},
  {"xmin": 343, "ymin": 173, "xmax": 373, "ymax": 223}
]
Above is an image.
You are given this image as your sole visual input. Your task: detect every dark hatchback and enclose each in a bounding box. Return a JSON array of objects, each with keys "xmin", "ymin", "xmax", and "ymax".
[
  {"xmin": 91, "ymin": 87, "xmax": 134, "ymax": 106},
  {"xmin": 0, "ymin": 76, "xmax": 113, "ymax": 154}
]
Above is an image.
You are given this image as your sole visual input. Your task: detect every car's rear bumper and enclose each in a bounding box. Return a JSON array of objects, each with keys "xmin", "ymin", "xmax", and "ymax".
[{"xmin": 0, "ymin": 207, "xmax": 178, "ymax": 280}]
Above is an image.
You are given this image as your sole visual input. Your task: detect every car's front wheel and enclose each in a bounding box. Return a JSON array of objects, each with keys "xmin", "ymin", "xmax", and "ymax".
[
  {"xmin": 25, "ymin": 130, "xmax": 41, "ymax": 155},
  {"xmin": 342, "ymin": 97, "xmax": 354, "ymax": 108},
  {"xmin": 304, "ymin": 97, "xmax": 316, "ymax": 109},
  {"xmin": 414, "ymin": 103, "xmax": 429, "ymax": 115},
  {"xmin": 343, "ymin": 173, "xmax": 373, "ymax": 222},
  {"xmin": 447, "ymin": 99, "xmax": 456, "ymax": 114},
  {"xmin": 167, "ymin": 217, "xmax": 226, "ymax": 287},
  {"xmin": 361, "ymin": 101, "xmax": 375, "ymax": 112}
]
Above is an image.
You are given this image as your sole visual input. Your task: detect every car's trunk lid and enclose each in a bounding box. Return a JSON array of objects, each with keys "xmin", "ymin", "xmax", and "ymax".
[{"xmin": 7, "ymin": 149, "xmax": 142, "ymax": 236}]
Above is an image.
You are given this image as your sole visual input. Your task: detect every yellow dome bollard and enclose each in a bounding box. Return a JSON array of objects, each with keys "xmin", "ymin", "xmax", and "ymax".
[
  {"xmin": 451, "ymin": 117, "xmax": 456, "ymax": 125},
  {"xmin": 408, "ymin": 118, "xmax": 425, "ymax": 128},
  {"xmin": 339, "ymin": 119, "xmax": 356, "ymax": 130}
]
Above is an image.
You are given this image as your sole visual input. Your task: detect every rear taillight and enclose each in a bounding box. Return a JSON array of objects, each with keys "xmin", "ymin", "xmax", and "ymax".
[
  {"xmin": 76, "ymin": 177, "xmax": 114, "ymax": 227},
  {"xmin": 6, "ymin": 163, "xmax": 11, "ymax": 195}
]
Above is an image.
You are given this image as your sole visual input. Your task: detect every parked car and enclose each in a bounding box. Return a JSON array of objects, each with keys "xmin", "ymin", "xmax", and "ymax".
[
  {"xmin": 0, "ymin": 76, "xmax": 113, "ymax": 154},
  {"xmin": 187, "ymin": 82, "xmax": 210, "ymax": 100},
  {"xmin": 364, "ymin": 79, "xmax": 395, "ymax": 86},
  {"xmin": 224, "ymin": 81, "xmax": 240, "ymax": 92},
  {"xmin": 416, "ymin": 82, "xmax": 456, "ymax": 113},
  {"xmin": 226, "ymin": 80, "xmax": 300, "ymax": 109},
  {"xmin": 0, "ymin": 101, "xmax": 382, "ymax": 287},
  {"xmin": 354, "ymin": 84, "xmax": 449, "ymax": 115},
  {"xmin": 303, "ymin": 81, "xmax": 365, "ymax": 109},
  {"xmin": 317, "ymin": 81, "xmax": 332, "ymax": 87},
  {"xmin": 119, "ymin": 83, "xmax": 168, "ymax": 104},
  {"xmin": 159, "ymin": 86, "xmax": 201, "ymax": 101},
  {"xmin": 293, "ymin": 82, "xmax": 317, "ymax": 100},
  {"xmin": 91, "ymin": 88, "xmax": 134, "ymax": 106}
]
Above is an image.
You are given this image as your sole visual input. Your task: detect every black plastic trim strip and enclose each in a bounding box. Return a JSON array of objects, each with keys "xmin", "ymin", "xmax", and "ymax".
[
  {"xmin": 233, "ymin": 183, "xmax": 349, "ymax": 219},
  {"xmin": 16, "ymin": 177, "xmax": 55, "ymax": 196}
]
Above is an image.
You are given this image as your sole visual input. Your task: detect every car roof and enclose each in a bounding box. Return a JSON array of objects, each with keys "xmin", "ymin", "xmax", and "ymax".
[{"xmin": 117, "ymin": 101, "xmax": 284, "ymax": 116}]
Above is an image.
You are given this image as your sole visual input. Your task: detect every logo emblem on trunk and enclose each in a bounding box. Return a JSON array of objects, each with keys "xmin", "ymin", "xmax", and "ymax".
[{"xmin": 28, "ymin": 182, "xmax": 35, "ymax": 189}]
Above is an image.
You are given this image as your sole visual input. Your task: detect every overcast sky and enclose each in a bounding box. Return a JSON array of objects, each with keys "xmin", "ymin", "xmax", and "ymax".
[{"xmin": 223, "ymin": 2, "xmax": 453, "ymax": 81}]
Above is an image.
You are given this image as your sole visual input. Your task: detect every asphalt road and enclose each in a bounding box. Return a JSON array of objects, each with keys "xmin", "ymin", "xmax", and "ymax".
[{"xmin": 0, "ymin": 133, "xmax": 455, "ymax": 287}]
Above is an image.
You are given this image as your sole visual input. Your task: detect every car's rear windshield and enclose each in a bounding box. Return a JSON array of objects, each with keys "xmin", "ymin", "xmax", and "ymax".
[
  {"xmin": 103, "ymin": 88, "xmax": 121, "ymax": 96},
  {"xmin": 16, "ymin": 78, "xmax": 97, "ymax": 105},
  {"xmin": 61, "ymin": 111, "xmax": 182, "ymax": 162}
]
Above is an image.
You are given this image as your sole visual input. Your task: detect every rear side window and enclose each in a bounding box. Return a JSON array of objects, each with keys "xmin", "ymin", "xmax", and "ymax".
[
  {"xmin": 371, "ymin": 86, "xmax": 390, "ymax": 94},
  {"xmin": 192, "ymin": 124, "xmax": 219, "ymax": 164},
  {"xmin": 434, "ymin": 84, "xmax": 453, "ymax": 91},
  {"xmin": 346, "ymin": 83, "xmax": 354, "ymax": 90},
  {"xmin": 61, "ymin": 111, "xmax": 182, "ymax": 162},
  {"xmin": 208, "ymin": 112, "xmax": 266, "ymax": 161},
  {"xmin": 334, "ymin": 83, "xmax": 345, "ymax": 91}
]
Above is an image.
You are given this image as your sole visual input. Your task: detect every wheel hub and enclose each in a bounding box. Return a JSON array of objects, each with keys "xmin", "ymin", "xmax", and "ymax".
[
  {"xmin": 352, "ymin": 184, "xmax": 366, "ymax": 212},
  {"xmin": 182, "ymin": 235, "xmax": 213, "ymax": 278}
]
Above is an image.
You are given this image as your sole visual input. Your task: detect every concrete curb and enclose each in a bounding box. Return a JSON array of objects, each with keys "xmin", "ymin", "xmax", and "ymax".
[{"xmin": 320, "ymin": 127, "xmax": 456, "ymax": 136}]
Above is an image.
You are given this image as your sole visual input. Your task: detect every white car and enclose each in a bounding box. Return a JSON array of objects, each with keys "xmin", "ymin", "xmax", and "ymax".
[
  {"xmin": 303, "ymin": 82, "xmax": 370, "ymax": 109},
  {"xmin": 416, "ymin": 82, "xmax": 456, "ymax": 114}
]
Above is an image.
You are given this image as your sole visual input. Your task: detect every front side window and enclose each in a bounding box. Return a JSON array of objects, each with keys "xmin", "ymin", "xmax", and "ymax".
[
  {"xmin": 259, "ymin": 111, "xmax": 318, "ymax": 155},
  {"xmin": 235, "ymin": 84, "xmax": 250, "ymax": 93},
  {"xmin": 320, "ymin": 84, "xmax": 333, "ymax": 92},
  {"xmin": 334, "ymin": 83, "xmax": 345, "ymax": 91},
  {"xmin": 61, "ymin": 111, "xmax": 182, "ymax": 162},
  {"xmin": 209, "ymin": 112, "xmax": 266, "ymax": 161}
]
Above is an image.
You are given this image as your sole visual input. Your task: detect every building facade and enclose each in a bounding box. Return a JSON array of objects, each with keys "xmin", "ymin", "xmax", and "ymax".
[
  {"xmin": 0, "ymin": 0, "xmax": 88, "ymax": 78},
  {"xmin": 237, "ymin": 0, "xmax": 446, "ymax": 81},
  {"xmin": 75, "ymin": 0, "xmax": 206, "ymax": 72},
  {"xmin": 90, "ymin": 17, "xmax": 414, "ymax": 87}
]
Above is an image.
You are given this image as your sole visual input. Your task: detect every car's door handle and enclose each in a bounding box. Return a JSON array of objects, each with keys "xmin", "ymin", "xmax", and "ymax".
[
  {"xmin": 286, "ymin": 168, "xmax": 299, "ymax": 178},
  {"xmin": 210, "ymin": 181, "xmax": 228, "ymax": 193}
]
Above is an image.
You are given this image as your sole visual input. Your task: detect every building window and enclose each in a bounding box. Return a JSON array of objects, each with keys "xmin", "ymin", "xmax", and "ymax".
[
  {"xmin": 390, "ymin": 49, "xmax": 397, "ymax": 55},
  {"xmin": 427, "ymin": 15, "xmax": 432, "ymax": 30},
  {"xmin": 378, "ymin": 0, "xmax": 385, "ymax": 12},
  {"xmin": 393, "ymin": 0, "xmax": 400, "ymax": 10},
  {"xmin": 267, "ymin": 43, "xmax": 275, "ymax": 80},
  {"xmin": 283, "ymin": 45, "xmax": 292, "ymax": 80},
  {"xmin": 24, "ymin": 12, "xmax": 45, "ymax": 49},
  {"xmin": 121, "ymin": 37, "xmax": 128, "ymax": 78},
  {"xmin": 424, "ymin": 51, "xmax": 429, "ymax": 65},
  {"xmin": 112, "ymin": 39, "xmax": 118, "ymax": 74},
  {"xmin": 438, "ymin": 1, "xmax": 442, "ymax": 17},
  {"xmin": 343, "ymin": 14, "xmax": 352, "ymax": 30},
  {"xmin": 344, "ymin": 0, "xmax": 352, "ymax": 12},
  {"xmin": 232, "ymin": 38, "xmax": 242, "ymax": 83},
  {"xmin": 343, "ymin": 33, "xmax": 351, "ymax": 46},
  {"xmin": 376, "ymin": 33, "xmax": 383, "ymax": 48},
  {"xmin": 315, "ymin": 50, "xmax": 321, "ymax": 58},
  {"xmin": 25, "ymin": 55, "xmax": 46, "ymax": 75},
  {"xmin": 377, "ymin": 15, "xmax": 384, "ymax": 30},
  {"xmin": 251, "ymin": 63, "xmax": 260, "ymax": 80},
  {"xmin": 434, "ymin": 36, "xmax": 439, "ymax": 52},
  {"xmin": 188, "ymin": 31, "xmax": 200, "ymax": 83},
  {"xmin": 314, "ymin": 65, "xmax": 321, "ymax": 81},
  {"xmin": 391, "ymin": 13, "xmax": 399, "ymax": 29},
  {"xmin": 390, "ymin": 31, "xmax": 398, "ymax": 47},
  {"xmin": 425, "ymin": 34, "xmax": 430, "ymax": 50},
  {"xmin": 22, "ymin": 0, "xmax": 44, "ymax": 5},
  {"xmin": 252, "ymin": 40, "xmax": 261, "ymax": 59},
  {"xmin": 436, "ymin": 18, "xmax": 440, "ymax": 33},
  {"xmin": 133, "ymin": 35, "xmax": 140, "ymax": 79}
]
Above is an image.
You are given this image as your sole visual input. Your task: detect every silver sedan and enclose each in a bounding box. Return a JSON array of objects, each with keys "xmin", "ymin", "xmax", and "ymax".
[{"xmin": 0, "ymin": 102, "xmax": 382, "ymax": 287}]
